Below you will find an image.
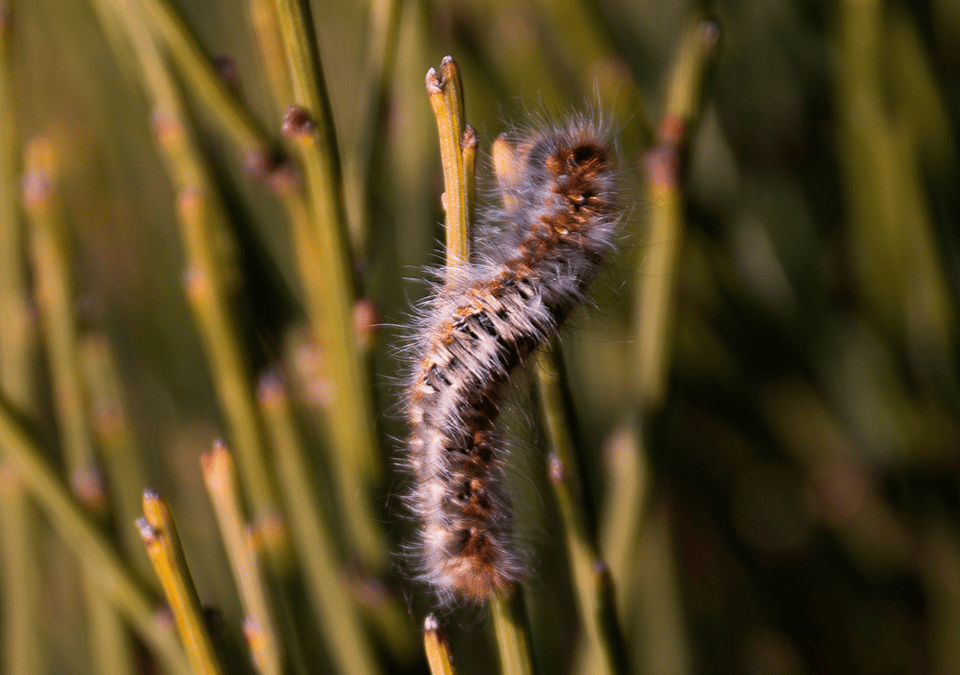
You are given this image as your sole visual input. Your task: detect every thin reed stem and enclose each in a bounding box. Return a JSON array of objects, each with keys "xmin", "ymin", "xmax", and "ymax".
[
  {"xmin": 95, "ymin": 0, "xmax": 284, "ymax": 537},
  {"xmin": 246, "ymin": 0, "xmax": 295, "ymax": 119},
  {"xmin": 140, "ymin": 490, "xmax": 226, "ymax": 675},
  {"xmin": 0, "ymin": 8, "xmax": 40, "ymax": 674},
  {"xmin": 140, "ymin": 0, "xmax": 276, "ymax": 171},
  {"xmin": 0, "ymin": 398, "xmax": 191, "ymax": 675},
  {"xmin": 536, "ymin": 348, "xmax": 630, "ymax": 675},
  {"xmin": 86, "ymin": 574, "xmax": 134, "ymax": 675},
  {"xmin": 200, "ymin": 442, "xmax": 283, "ymax": 675},
  {"xmin": 343, "ymin": 0, "xmax": 402, "ymax": 253},
  {"xmin": 0, "ymin": 0, "xmax": 34, "ymax": 419},
  {"xmin": 426, "ymin": 56, "xmax": 474, "ymax": 266},
  {"xmin": 80, "ymin": 332, "xmax": 152, "ymax": 576},
  {"xmin": 257, "ymin": 371, "xmax": 381, "ymax": 675},
  {"xmin": 423, "ymin": 614, "xmax": 457, "ymax": 675},
  {"xmin": 491, "ymin": 591, "xmax": 538, "ymax": 675},
  {"xmin": 271, "ymin": 0, "xmax": 385, "ymax": 571},
  {"xmin": 0, "ymin": 467, "xmax": 39, "ymax": 675},
  {"xmin": 24, "ymin": 137, "xmax": 134, "ymax": 674},
  {"xmin": 636, "ymin": 17, "xmax": 721, "ymax": 408},
  {"xmin": 23, "ymin": 139, "xmax": 105, "ymax": 512},
  {"xmin": 176, "ymin": 188, "xmax": 282, "ymax": 543}
]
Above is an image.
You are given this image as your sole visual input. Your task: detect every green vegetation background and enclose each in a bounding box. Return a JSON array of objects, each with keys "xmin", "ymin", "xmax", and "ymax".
[{"xmin": 2, "ymin": 0, "xmax": 960, "ymax": 673}]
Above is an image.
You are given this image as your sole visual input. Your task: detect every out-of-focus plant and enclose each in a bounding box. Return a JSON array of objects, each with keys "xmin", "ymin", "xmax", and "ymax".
[{"xmin": 1, "ymin": 0, "xmax": 958, "ymax": 673}]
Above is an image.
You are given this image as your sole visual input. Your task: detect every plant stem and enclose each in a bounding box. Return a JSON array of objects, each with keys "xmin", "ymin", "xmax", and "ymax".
[
  {"xmin": 140, "ymin": 490, "xmax": 226, "ymax": 675},
  {"xmin": 0, "ymin": 8, "xmax": 40, "ymax": 673},
  {"xmin": 636, "ymin": 17, "xmax": 721, "ymax": 409},
  {"xmin": 95, "ymin": 0, "xmax": 285, "ymax": 538},
  {"xmin": 80, "ymin": 332, "xmax": 152, "ymax": 577},
  {"xmin": 343, "ymin": 0, "xmax": 402, "ymax": 253},
  {"xmin": 140, "ymin": 0, "xmax": 276, "ymax": 170},
  {"xmin": 257, "ymin": 371, "xmax": 382, "ymax": 675},
  {"xmin": 536, "ymin": 348, "xmax": 630, "ymax": 675},
  {"xmin": 0, "ymin": 468, "xmax": 39, "ymax": 675},
  {"xmin": 0, "ymin": 398, "xmax": 191, "ymax": 675},
  {"xmin": 423, "ymin": 614, "xmax": 457, "ymax": 675},
  {"xmin": 200, "ymin": 443, "xmax": 283, "ymax": 675},
  {"xmin": 271, "ymin": 0, "xmax": 385, "ymax": 570},
  {"xmin": 491, "ymin": 591, "xmax": 537, "ymax": 675},
  {"xmin": 426, "ymin": 56, "xmax": 474, "ymax": 266},
  {"xmin": 23, "ymin": 138, "xmax": 105, "ymax": 512}
]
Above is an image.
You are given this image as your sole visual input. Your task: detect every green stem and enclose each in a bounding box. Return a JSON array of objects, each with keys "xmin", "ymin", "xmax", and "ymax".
[
  {"xmin": 140, "ymin": 0, "xmax": 276, "ymax": 171},
  {"xmin": 490, "ymin": 591, "xmax": 537, "ymax": 675},
  {"xmin": 536, "ymin": 348, "xmax": 629, "ymax": 675},
  {"xmin": 95, "ymin": 0, "xmax": 284, "ymax": 535},
  {"xmin": 200, "ymin": 443, "xmax": 283, "ymax": 675},
  {"xmin": 636, "ymin": 18, "xmax": 721, "ymax": 408},
  {"xmin": 0, "ymin": 470, "xmax": 39, "ymax": 675},
  {"xmin": 257, "ymin": 371, "xmax": 381, "ymax": 675},
  {"xmin": 80, "ymin": 332, "xmax": 152, "ymax": 576},
  {"xmin": 23, "ymin": 139, "xmax": 105, "ymax": 512},
  {"xmin": 0, "ymin": 397, "xmax": 191, "ymax": 675},
  {"xmin": 271, "ymin": 0, "xmax": 385, "ymax": 570},
  {"xmin": 0, "ymin": 9, "xmax": 40, "ymax": 673},
  {"xmin": 426, "ymin": 56, "xmax": 473, "ymax": 266},
  {"xmin": 423, "ymin": 614, "xmax": 457, "ymax": 675},
  {"xmin": 140, "ymin": 490, "xmax": 226, "ymax": 675}
]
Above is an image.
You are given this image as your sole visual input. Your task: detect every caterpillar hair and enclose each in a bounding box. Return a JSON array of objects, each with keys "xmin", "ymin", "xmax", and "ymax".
[{"xmin": 404, "ymin": 115, "xmax": 619, "ymax": 605}]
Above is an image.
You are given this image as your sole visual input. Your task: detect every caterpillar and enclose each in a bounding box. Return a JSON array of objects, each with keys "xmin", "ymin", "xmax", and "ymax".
[{"xmin": 405, "ymin": 116, "xmax": 619, "ymax": 604}]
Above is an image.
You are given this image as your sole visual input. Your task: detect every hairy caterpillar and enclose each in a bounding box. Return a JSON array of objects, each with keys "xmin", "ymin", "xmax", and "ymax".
[{"xmin": 405, "ymin": 116, "xmax": 619, "ymax": 604}]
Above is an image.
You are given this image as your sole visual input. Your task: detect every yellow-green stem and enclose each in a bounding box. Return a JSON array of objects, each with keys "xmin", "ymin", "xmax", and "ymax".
[
  {"xmin": 257, "ymin": 370, "xmax": 381, "ymax": 675},
  {"xmin": 0, "ymin": 0, "xmax": 35, "ymax": 419},
  {"xmin": 23, "ymin": 139, "xmax": 105, "ymax": 512},
  {"xmin": 140, "ymin": 0, "xmax": 276, "ymax": 168},
  {"xmin": 0, "ymin": 9, "xmax": 40, "ymax": 674},
  {"xmin": 86, "ymin": 573, "xmax": 134, "ymax": 675},
  {"xmin": 0, "ymin": 468, "xmax": 39, "ymax": 675},
  {"xmin": 80, "ymin": 332, "xmax": 152, "ymax": 576},
  {"xmin": 424, "ymin": 614, "xmax": 457, "ymax": 675},
  {"xmin": 343, "ymin": 0, "xmax": 402, "ymax": 253},
  {"xmin": 426, "ymin": 56, "xmax": 472, "ymax": 266},
  {"xmin": 140, "ymin": 490, "xmax": 225, "ymax": 675},
  {"xmin": 636, "ymin": 18, "xmax": 720, "ymax": 408},
  {"xmin": 98, "ymin": 0, "xmax": 284, "ymax": 535},
  {"xmin": 491, "ymin": 591, "xmax": 537, "ymax": 675},
  {"xmin": 200, "ymin": 443, "xmax": 283, "ymax": 675},
  {"xmin": 246, "ymin": 0, "xmax": 295, "ymax": 120},
  {"xmin": 176, "ymin": 188, "xmax": 282, "ymax": 545},
  {"xmin": 0, "ymin": 398, "xmax": 190, "ymax": 675},
  {"xmin": 271, "ymin": 0, "xmax": 385, "ymax": 571},
  {"xmin": 536, "ymin": 349, "xmax": 629, "ymax": 675}
]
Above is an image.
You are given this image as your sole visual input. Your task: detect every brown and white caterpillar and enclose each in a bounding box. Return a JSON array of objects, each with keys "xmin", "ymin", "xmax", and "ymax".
[{"xmin": 404, "ymin": 116, "xmax": 619, "ymax": 604}]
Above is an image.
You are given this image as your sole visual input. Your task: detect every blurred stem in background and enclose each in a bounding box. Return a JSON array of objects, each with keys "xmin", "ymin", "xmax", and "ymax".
[
  {"xmin": 0, "ymin": 4, "xmax": 40, "ymax": 673},
  {"xmin": 0, "ymin": 399, "xmax": 191, "ymax": 675},
  {"xmin": 91, "ymin": 0, "xmax": 285, "ymax": 543},
  {"xmin": 79, "ymin": 332, "xmax": 152, "ymax": 577},
  {"xmin": 626, "ymin": 13, "xmax": 720, "ymax": 675},
  {"xmin": 201, "ymin": 442, "xmax": 283, "ymax": 675},
  {"xmin": 535, "ymin": 348, "xmax": 630, "ymax": 675},
  {"xmin": 343, "ymin": 0, "xmax": 402, "ymax": 255},
  {"xmin": 636, "ymin": 16, "xmax": 720, "ymax": 410},
  {"xmin": 834, "ymin": 0, "xmax": 956, "ymax": 382},
  {"xmin": 24, "ymin": 136, "xmax": 136, "ymax": 675},
  {"xmin": 257, "ymin": 371, "xmax": 382, "ymax": 675}
]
